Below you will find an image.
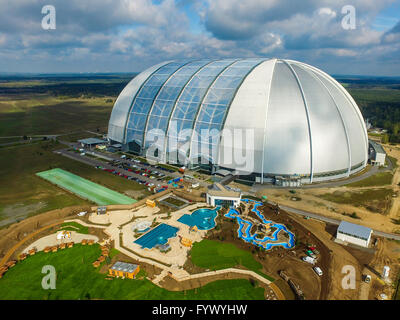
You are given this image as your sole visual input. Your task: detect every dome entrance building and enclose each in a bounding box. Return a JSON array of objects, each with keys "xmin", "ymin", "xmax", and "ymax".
[{"xmin": 107, "ymin": 58, "xmax": 368, "ymax": 184}]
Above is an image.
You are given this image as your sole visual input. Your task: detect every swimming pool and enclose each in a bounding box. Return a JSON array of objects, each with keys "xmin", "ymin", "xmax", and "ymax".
[
  {"xmin": 178, "ymin": 207, "xmax": 220, "ymax": 230},
  {"xmin": 134, "ymin": 223, "xmax": 179, "ymax": 249},
  {"xmin": 225, "ymin": 199, "xmax": 296, "ymax": 250}
]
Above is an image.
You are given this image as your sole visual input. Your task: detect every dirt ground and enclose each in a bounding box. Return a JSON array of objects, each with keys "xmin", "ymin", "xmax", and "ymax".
[
  {"xmin": 257, "ymin": 143, "xmax": 400, "ymax": 234},
  {"xmin": 0, "ymin": 205, "xmax": 90, "ymax": 261},
  {"xmin": 366, "ymin": 238, "xmax": 400, "ymax": 300}
]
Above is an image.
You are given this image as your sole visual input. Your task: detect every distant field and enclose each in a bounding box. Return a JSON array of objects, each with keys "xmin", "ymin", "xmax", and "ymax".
[
  {"xmin": 37, "ymin": 168, "xmax": 136, "ymax": 205},
  {"xmin": 0, "ymin": 244, "xmax": 265, "ymax": 300},
  {"xmin": 0, "ymin": 95, "xmax": 114, "ymax": 136}
]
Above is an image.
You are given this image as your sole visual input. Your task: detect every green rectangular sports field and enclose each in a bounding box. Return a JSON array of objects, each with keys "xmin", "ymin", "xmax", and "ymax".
[{"xmin": 36, "ymin": 168, "xmax": 137, "ymax": 205}]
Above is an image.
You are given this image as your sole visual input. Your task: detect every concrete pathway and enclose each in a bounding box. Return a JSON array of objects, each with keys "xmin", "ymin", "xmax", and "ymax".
[{"xmin": 23, "ymin": 231, "xmax": 99, "ymax": 253}]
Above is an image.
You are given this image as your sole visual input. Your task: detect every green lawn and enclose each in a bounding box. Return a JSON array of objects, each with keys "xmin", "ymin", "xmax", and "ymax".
[
  {"xmin": 345, "ymin": 171, "xmax": 393, "ymax": 187},
  {"xmin": 60, "ymin": 221, "xmax": 89, "ymax": 234},
  {"xmin": 190, "ymin": 239, "xmax": 274, "ymax": 282},
  {"xmin": 37, "ymin": 168, "xmax": 136, "ymax": 205},
  {"xmin": 0, "ymin": 244, "xmax": 265, "ymax": 300}
]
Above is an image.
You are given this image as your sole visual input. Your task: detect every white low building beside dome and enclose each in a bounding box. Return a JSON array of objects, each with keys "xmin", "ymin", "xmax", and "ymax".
[{"xmin": 107, "ymin": 58, "xmax": 368, "ymax": 185}]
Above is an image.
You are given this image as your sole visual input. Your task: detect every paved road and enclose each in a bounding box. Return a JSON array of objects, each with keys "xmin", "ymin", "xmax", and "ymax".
[
  {"xmin": 278, "ymin": 204, "xmax": 400, "ymax": 241},
  {"xmin": 251, "ymin": 166, "xmax": 386, "ymax": 192}
]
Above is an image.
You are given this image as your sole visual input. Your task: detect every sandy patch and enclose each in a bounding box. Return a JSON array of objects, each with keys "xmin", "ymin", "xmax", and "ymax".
[{"xmin": 23, "ymin": 231, "xmax": 98, "ymax": 253}]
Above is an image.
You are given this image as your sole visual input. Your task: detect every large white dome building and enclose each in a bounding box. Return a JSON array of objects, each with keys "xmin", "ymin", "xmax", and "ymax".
[{"xmin": 108, "ymin": 58, "xmax": 368, "ymax": 184}]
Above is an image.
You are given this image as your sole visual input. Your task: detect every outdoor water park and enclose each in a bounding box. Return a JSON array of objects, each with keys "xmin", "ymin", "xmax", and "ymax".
[{"xmin": 0, "ymin": 172, "xmax": 335, "ymax": 300}]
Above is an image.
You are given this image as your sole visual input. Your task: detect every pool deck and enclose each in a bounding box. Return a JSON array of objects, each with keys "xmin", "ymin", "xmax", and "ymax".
[
  {"xmin": 87, "ymin": 202, "xmax": 212, "ymax": 267},
  {"xmin": 122, "ymin": 203, "xmax": 210, "ymax": 267}
]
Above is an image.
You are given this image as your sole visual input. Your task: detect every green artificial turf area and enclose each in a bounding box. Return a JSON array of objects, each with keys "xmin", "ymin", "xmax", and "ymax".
[
  {"xmin": 36, "ymin": 168, "xmax": 137, "ymax": 205},
  {"xmin": 0, "ymin": 244, "xmax": 265, "ymax": 300},
  {"xmin": 190, "ymin": 239, "xmax": 275, "ymax": 282}
]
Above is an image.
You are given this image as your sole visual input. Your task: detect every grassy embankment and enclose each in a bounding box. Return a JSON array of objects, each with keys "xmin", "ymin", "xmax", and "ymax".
[
  {"xmin": 190, "ymin": 239, "xmax": 275, "ymax": 282},
  {"xmin": 320, "ymin": 188, "xmax": 393, "ymax": 214},
  {"xmin": 345, "ymin": 171, "xmax": 394, "ymax": 188}
]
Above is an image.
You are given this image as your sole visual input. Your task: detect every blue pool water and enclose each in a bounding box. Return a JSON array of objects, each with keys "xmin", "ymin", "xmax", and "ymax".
[
  {"xmin": 178, "ymin": 206, "xmax": 220, "ymax": 230},
  {"xmin": 134, "ymin": 223, "xmax": 179, "ymax": 249},
  {"xmin": 225, "ymin": 199, "xmax": 296, "ymax": 250}
]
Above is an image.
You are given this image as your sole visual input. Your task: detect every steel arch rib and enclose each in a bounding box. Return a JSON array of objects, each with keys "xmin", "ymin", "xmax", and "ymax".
[
  {"xmin": 141, "ymin": 60, "xmax": 194, "ymax": 150},
  {"xmin": 292, "ymin": 60, "xmax": 368, "ymax": 167},
  {"xmin": 261, "ymin": 59, "xmax": 277, "ymax": 184},
  {"xmin": 302, "ymin": 64, "xmax": 352, "ymax": 177},
  {"xmin": 122, "ymin": 61, "xmax": 173, "ymax": 144},
  {"xmin": 283, "ymin": 60, "xmax": 314, "ymax": 183},
  {"xmin": 187, "ymin": 59, "xmax": 240, "ymax": 163},
  {"xmin": 162, "ymin": 60, "xmax": 218, "ymax": 163}
]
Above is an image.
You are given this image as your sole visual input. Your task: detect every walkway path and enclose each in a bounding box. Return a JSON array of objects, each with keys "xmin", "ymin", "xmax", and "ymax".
[{"xmin": 0, "ymin": 222, "xmax": 62, "ymax": 265}]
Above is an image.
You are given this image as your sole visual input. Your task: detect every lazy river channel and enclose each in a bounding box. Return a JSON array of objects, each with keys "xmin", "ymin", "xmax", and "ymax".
[{"xmin": 225, "ymin": 199, "xmax": 296, "ymax": 250}]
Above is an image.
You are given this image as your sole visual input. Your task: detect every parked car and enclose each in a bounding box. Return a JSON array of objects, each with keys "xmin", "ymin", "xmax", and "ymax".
[
  {"xmin": 313, "ymin": 267, "xmax": 323, "ymax": 276},
  {"xmin": 306, "ymin": 250, "xmax": 317, "ymax": 259},
  {"xmin": 364, "ymin": 275, "xmax": 371, "ymax": 283},
  {"xmin": 302, "ymin": 256, "xmax": 316, "ymax": 265}
]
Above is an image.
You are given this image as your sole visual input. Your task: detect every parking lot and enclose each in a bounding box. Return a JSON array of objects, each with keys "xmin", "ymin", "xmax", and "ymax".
[{"xmin": 56, "ymin": 142, "xmax": 188, "ymax": 193}]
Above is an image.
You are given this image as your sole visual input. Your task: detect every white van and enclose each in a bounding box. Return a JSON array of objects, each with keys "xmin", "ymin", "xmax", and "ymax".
[
  {"xmin": 313, "ymin": 266, "xmax": 323, "ymax": 276},
  {"xmin": 302, "ymin": 256, "xmax": 316, "ymax": 265}
]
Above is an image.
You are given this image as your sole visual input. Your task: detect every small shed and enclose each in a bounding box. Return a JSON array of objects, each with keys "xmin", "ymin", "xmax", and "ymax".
[
  {"xmin": 97, "ymin": 206, "xmax": 107, "ymax": 215},
  {"xmin": 18, "ymin": 253, "xmax": 28, "ymax": 261},
  {"xmin": 44, "ymin": 246, "xmax": 52, "ymax": 253},
  {"xmin": 109, "ymin": 261, "xmax": 140, "ymax": 279},
  {"xmin": 180, "ymin": 237, "xmax": 193, "ymax": 247},
  {"xmin": 156, "ymin": 243, "xmax": 171, "ymax": 252},
  {"xmin": 336, "ymin": 221, "xmax": 372, "ymax": 247},
  {"xmin": 369, "ymin": 140, "xmax": 386, "ymax": 166},
  {"xmin": 146, "ymin": 199, "xmax": 156, "ymax": 208},
  {"xmin": 78, "ymin": 138, "xmax": 106, "ymax": 148},
  {"xmin": 5, "ymin": 260, "xmax": 17, "ymax": 268}
]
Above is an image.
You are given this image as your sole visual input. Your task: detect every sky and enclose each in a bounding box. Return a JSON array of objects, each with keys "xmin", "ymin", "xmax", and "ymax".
[{"xmin": 0, "ymin": 0, "xmax": 399, "ymax": 76}]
